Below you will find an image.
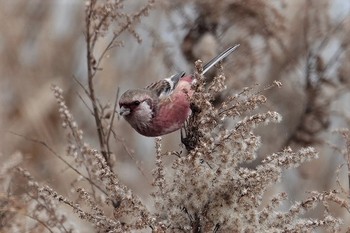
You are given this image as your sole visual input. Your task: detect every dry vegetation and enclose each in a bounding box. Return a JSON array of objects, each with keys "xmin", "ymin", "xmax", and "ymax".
[{"xmin": 1, "ymin": 0, "xmax": 350, "ymax": 232}]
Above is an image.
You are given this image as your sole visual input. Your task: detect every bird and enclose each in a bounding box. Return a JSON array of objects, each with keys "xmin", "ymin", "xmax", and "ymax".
[{"xmin": 119, "ymin": 44, "xmax": 240, "ymax": 137}]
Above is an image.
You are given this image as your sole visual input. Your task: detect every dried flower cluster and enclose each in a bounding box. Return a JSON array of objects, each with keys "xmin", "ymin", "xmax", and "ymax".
[
  {"xmin": 1, "ymin": 1, "xmax": 349, "ymax": 233},
  {"xmin": 84, "ymin": 0, "xmax": 156, "ymax": 167},
  {"xmin": 150, "ymin": 64, "xmax": 347, "ymax": 232},
  {"xmin": 5, "ymin": 57, "xmax": 347, "ymax": 233},
  {"xmin": 50, "ymin": 85, "xmax": 159, "ymax": 232}
]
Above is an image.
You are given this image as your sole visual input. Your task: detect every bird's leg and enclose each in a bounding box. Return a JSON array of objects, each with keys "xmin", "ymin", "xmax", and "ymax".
[
  {"xmin": 180, "ymin": 94, "xmax": 203, "ymax": 151},
  {"xmin": 181, "ymin": 118, "xmax": 201, "ymax": 151},
  {"xmin": 190, "ymin": 102, "xmax": 201, "ymax": 115},
  {"xmin": 180, "ymin": 121, "xmax": 189, "ymax": 149},
  {"xmin": 181, "ymin": 120, "xmax": 195, "ymax": 151}
]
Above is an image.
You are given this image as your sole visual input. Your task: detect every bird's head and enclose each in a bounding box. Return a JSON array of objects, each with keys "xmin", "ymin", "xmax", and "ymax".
[{"xmin": 118, "ymin": 89, "xmax": 157, "ymax": 128}]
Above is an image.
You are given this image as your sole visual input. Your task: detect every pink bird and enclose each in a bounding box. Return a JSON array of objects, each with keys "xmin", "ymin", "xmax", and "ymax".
[{"xmin": 119, "ymin": 45, "xmax": 240, "ymax": 137}]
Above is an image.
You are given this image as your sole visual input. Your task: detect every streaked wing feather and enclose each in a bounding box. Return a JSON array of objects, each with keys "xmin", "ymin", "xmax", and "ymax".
[
  {"xmin": 146, "ymin": 80, "xmax": 171, "ymax": 96},
  {"xmin": 146, "ymin": 71, "xmax": 186, "ymax": 98},
  {"xmin": 144, "ymin": 44, "xmax": 239, "ymax": 98}
]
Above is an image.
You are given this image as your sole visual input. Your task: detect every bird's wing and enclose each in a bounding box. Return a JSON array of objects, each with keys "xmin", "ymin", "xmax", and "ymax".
[
  {"xmin": 144, "ymin": 44, "xmax": 239, "ymax": 97},
  {"xmin": 202, "ymin": 44, "xmax": 240, "ymax": 75},
  {"xmin": 146, "ymin": 71, "xmax": 186, "ymax": 98}
]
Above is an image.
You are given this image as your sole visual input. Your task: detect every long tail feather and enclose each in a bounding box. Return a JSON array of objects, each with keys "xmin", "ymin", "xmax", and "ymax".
[{"xmin": 202, "ymin": 44, "xmax": 240, "ymax": 75}]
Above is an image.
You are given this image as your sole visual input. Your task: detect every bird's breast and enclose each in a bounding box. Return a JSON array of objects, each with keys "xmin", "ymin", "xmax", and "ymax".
[{"xmin": 138, "ymin": 88, "xmax": 192, "ymax": 137}]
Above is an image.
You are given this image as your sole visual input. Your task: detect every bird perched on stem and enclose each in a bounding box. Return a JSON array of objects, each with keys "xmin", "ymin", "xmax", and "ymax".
[{"xmin": 119, "ymin": 45, "xmax": 240, "ymax": 137}]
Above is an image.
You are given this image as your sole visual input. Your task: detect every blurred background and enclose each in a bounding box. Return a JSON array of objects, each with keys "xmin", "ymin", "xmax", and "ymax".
[{"xmin": 1, "ymin": 0, "xmax": 350, "ymax": 231}]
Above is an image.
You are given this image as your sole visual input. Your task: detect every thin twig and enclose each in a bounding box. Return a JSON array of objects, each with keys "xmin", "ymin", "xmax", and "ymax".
[
  {"xmin": 76, "ymin": 91, "xmax": 94, "ymax": 116},
  {"xmin": 111, "ymin": 130, "xmax": 151, "ymax": 184},
  {"xmin": 9, "ymin": 131, "xmax": 107, "ymax": 196},
  {"xmin": 106, "ymin": 87, "xmax": 120, "ymax": 148},
  {"xmin": 25, "ymin": 214, "xmax": 55, "ymax": 233},
  {"xmin": 73, "ymin": 75, "xmax": 91, "ymax": 99},
  {"xmin": 85, "ymin": 3, "xmax": 110, "ymax": 167}
]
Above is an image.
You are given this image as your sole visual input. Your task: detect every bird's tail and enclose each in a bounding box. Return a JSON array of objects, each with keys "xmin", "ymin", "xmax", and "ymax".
[{"xmin": 202, "ymin": 44, "xmax": 240, "ymax": 75}]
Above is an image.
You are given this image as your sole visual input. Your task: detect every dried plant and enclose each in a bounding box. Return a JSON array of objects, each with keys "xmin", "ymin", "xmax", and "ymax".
[
  {"xmin": 6, "ymin": 60, "xmax": 348, "ymax": 232},
  {"xmin": 1, "ymin": 0, "xmax": 350, "ymax": 233},
  {"xmin": 84, "ymin": 0, "xmax": 155, "ymax": 167},
  {"xmin": 150, "ymin": 63, "xmax": 347, "ymax": 232},
  {"xmin": 12, "ymin": 53, "xmax": 346, "ymax": 232}
]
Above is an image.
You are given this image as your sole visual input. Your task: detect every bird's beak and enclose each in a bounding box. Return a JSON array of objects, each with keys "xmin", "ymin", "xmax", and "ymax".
[{"xmin": 119, "ymin": 106, "xmax": 130, "ymax": 116}]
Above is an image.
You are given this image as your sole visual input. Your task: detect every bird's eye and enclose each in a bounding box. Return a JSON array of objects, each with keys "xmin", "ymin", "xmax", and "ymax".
[{"xmin": 133, "ymin": 100, "xmax": 141, "ymax": 106}]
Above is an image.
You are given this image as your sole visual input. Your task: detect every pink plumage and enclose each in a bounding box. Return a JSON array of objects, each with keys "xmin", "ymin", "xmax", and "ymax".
[{"xmin": 119, "ymin": 45, "xmax": 239, "ymax": 137}]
